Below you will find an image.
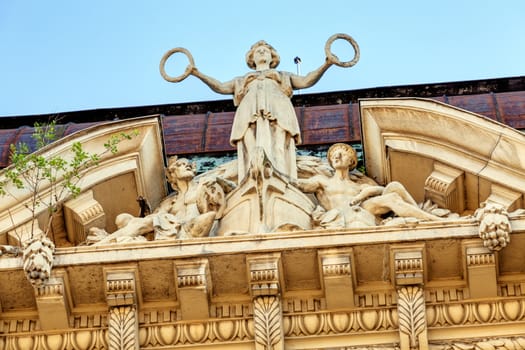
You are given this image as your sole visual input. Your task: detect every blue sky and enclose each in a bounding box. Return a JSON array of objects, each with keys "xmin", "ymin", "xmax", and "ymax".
[{"xmin": 1, "ymin": 0, "xmax": 524, "ymax": 117}]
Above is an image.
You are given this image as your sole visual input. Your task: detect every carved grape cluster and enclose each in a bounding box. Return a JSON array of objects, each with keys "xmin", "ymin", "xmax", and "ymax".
[
  {"xmin": 475, "ymin": 202, "xmax": 511, "ymax": 251},
  {"xmin": 22, "ymin": 235, "xmax": 55, "ymax": 287}
]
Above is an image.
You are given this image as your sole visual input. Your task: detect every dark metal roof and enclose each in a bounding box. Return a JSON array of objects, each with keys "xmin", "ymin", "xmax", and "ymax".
[{"xmin": 1, "ymin": 76, "xmax": 524, "ymax": 168}]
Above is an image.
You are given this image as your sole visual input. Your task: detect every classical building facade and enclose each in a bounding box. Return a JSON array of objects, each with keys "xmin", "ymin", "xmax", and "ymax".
[{"xmin": 0, "ymin": 41, "xmax": 524, "ymax": 349}]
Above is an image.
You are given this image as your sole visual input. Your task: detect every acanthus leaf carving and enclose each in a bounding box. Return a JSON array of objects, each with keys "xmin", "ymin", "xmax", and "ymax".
[
  {"xmin": 108, "ymin": 305, "xmax": 138, "ymax": 350},
  {"xmin": 253, "ymin": 295, "xmax": 283, "ymax": 350},
  {"xmin": 397, "ymin": 286, "xmax": 427, "ymax": 349}
]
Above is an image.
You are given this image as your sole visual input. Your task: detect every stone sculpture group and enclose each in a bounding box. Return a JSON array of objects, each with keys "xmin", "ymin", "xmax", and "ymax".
[{"xmin": 87, "ymin": 34, "xmax": 485, "ymax": 245}]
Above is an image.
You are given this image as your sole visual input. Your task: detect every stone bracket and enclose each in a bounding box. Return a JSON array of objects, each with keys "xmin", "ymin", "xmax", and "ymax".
[
  {"xmin": 318, "ymin": 248, "xmax": 356, "ymax": 309},
  {"xmin": 104, "ymin": 266, "xmax": 140, "ymax": 307},
  {"xmin": 463, "ymin": 240, "xmax": 498, "ymax": 298},
  {"xmin": 34, "ymin": 268, "xmax": 72, "ymax": 330},
  {"xmin": 424, "ymin": 162, "xmax": 465, "ymax": 214},
  {"xmin": 64, "ymin": 190, "xmax": 106, "ymax": 245},
  {"xmin": 390, "ymin": 244, "xmax": 426, "ymax": 286},
  {"xmin": 486, "ymin": 183, "xmax": 523, "ymax": 212},
  {"xmin": 247, "ymin": 253, "xmax": 283, "ymax": 297},
  {"xmin": 174, "ymin": 259, "xmax": 212, "ymax": 320}
]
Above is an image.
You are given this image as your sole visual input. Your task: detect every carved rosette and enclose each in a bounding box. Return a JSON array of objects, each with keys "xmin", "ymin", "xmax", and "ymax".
[{"xmin": 22, "ymin": 235, "xmax": 55, "ymax": 287}]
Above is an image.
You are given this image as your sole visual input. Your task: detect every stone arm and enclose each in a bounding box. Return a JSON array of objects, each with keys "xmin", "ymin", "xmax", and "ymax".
[
  {"xmin": 294, "ymin": 176, "xmax": 324, "ymax": 193},
  {"xmin": 191, "ymin": 68, "xmax": 235, "ymax": 95},
  {"xmin": 350, "ymin": 185, "xmax": 385, "ymax": 205},
  {"xmin": 290, "ymin": 59, "xmax": 333, "ymax": 89}
]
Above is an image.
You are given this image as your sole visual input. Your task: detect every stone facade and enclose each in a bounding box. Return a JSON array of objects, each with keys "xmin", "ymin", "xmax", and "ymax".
[{"xmin": 0, "ymin": 36, "xmax": 524, "ymax": 348}]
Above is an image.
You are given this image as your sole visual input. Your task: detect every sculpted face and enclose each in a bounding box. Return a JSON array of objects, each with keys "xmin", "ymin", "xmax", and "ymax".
[
  {"xmin": 246, "ymin": 40, "xmax": 280, "ymax": 69},
  {"xmin": 253, "ymin": 45, "xmax": 272, "ymax": 67},
  {"xmin": 167, "ymin": 158, "xmax": 196, "ymax": 182},
  {"xmin": 327, "ymin": 144, "xmax": 357, "ymax": 170}
]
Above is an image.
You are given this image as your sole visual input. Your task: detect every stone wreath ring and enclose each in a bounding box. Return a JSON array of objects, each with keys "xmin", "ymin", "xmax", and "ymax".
[
  {"xmin": 159, "ymin": 47, "xmax": 195, "ymax": 83},
  {"xmin": 325, "ymin": 33, "xmax": 360, "ymax": 68}
]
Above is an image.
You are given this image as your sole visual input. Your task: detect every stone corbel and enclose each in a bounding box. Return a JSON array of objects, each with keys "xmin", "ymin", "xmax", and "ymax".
[
  {"xmin": 63, "ymin": 190, "xmax": 106, "ymax": 245},
  {"xmin": 391, "ymin": 246, "xmax": 425, "ymax": 287},
  {"xmin": 173, "ymin": 259, "xmax": 212, "ymax": 320},
  {"xmin": 247, "ymin": 253, "xmax": 284, "ymax": 350},
  {"xmin": 424, "ymin": 162, "xmax": 465, "ymax": 214},
  {"xmin": 318, "ymin": 248, "xmax": 356, "ymax": 309},
  {"xmin": 485, "ymin": 183, "xmax": 523, "ymax": 212},
  {"xmin": 34, "ymin": 268, "xmax": 72, "ymax": 330},
  {"xmin": 247, "ymin": 253, "xmax": 283, "ymax": 297},
  {"xmin": 390, "ymin": 245, "xmax": 428, "ymax": 350},
  {"xmin": 104, "ymin": 267, "xmax": 140, "ymax": 350},
  {"xmin": 463, "ymin": 240, "xmax": 498, "ymax": 298}
]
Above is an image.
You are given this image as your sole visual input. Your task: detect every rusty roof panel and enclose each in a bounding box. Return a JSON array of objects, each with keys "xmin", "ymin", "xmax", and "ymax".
[
  {"xmin": 203, "ymin": 112, "xmax": 235, "ymax": 153},
  {"xmin": 302, "ymin": 127, "xmax": 349, "ymax": 145},
  {"xmin": 495, "ymin": 91, "xmax": 525, "ymax": 129},
  {"xmin": 446, "ymin": 93, "xmax": 498, "ymax": 121},
  {"xmin": 349, "ymin": 102, "xmax": 361, "ymax": 141},
  {"xmin": 0, "ymin": 130, "xmax": 15, "ymax": 168},
  {"xmin": 301, "ymin": 105, "xmax": 350, "ymax": 145},
  {"xmin": 163, "ymin": 114, "xmax": 207, "ymax": 155},
  {"xmin": 1, "ymin": 79, "xmax": 524, "ymax": 167}
]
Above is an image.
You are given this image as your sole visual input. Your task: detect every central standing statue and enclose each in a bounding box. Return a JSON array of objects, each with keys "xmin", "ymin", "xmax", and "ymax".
[{"xmin": 160, "ymin": 34, "xmax": 359, "ymax": 182}]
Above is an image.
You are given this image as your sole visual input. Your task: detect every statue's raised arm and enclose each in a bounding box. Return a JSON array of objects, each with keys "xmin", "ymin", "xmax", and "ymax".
[
  {"xmin": 160, "ymin": 34, "xmax": 360, "ymax": 183},
  {"xmin": 291, "ymin": 33, "xmax": 360, "ymax": 89}
]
